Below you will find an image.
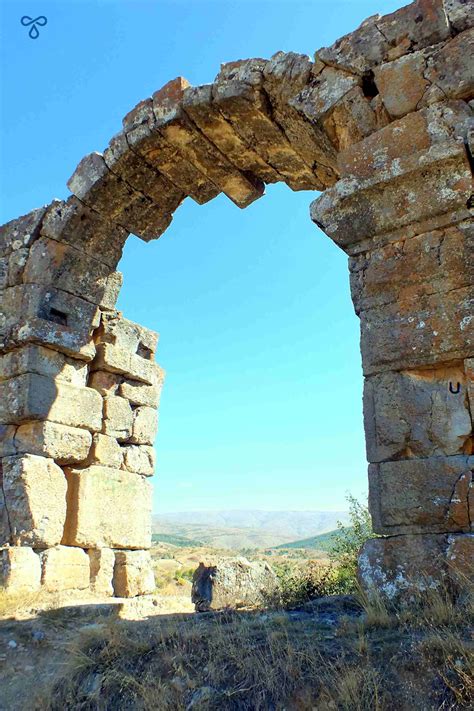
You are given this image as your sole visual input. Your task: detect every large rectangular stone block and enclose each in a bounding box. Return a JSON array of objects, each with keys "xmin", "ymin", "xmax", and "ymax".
[
  {"xmin": 93, "ymin": 343, "xmax": 160, "ymax": 385},
  {"xmin": 86, "ymin": 433, "xmax": 123, "ymax": 468},
  {"xmin": 41, "ymin": 196, "xmax": 127, "ymax": 268},
  {"xmin": 122, "ymin": 445, "xmax": 155, "ymax": 476},
  {"xmin": 23, "ymin": 237, "xmax": 122, "ymax": 308},
  {"xmin": 113, "ymin": 550, "xmax": 155, "ymax": 597},
  {"xmin": 1, "ymin": 283, "xmax": 99, "ymax": 360},
  {"xmin": 0, "ymin": 207, "xmax": 46, "ymax": 259},
  {"xmin": 0, "ymin": 373, "xmax": 103, "ymax": 430},
  {"xmin": 14, "ymin": 421, "xmax": 92, "ymax": 464},
  {"xmin": 310, "ymin": 141, "xmax": 472, "ymax": 251},
  {"xmin": 40, "ymin": 545, "xmax": 90, "ymax": 592},
  {"xmin": 102, "ymin": 396, "xmax": 133, "ymax": 441},
  {"xmin": 130, "ymin": 406, "xmax": 158, "ymax": 445},
  {"xmin": 0, "ymin": 547, "xmax": 41, "ymax": 592},
  {"xmin": 350, "ymin": 221, "xmax": 473, "ymax": 314},
  {"xmin": 63, "ymin": 465, "xmax": 152, "ymax": 549},
  {"xmin": 95, "ymin": 311, "xmax": 158, "ymax": 358},
  {"xmin": 364, "ymin": 365, "xmax": 472, "ymax": 463},
  {"xmin": 119, "ymin": 378, "xmax": 161, "ymax": 408},
  {"xmin": 359, "ymin": 285, "xmax": 473, "ymax": 375},
  {"xmin": 0, "ymin": 345, "xmax": 89, "ymax": 386},
  {"xmin": 369, "ymin": 455, "xmax": 474, "ymax": 535},
  {"xmin": 2, "ymin": 454, "xmax": 67, "ymax": 547}
]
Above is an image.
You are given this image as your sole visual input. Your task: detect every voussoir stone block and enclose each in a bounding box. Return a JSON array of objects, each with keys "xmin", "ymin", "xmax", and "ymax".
[
  {"xmin": 93, "ymin": 343, "xmax": 160, "ymax": 385},
  {"xmin": 63, "ymin": 466, "xmax": 152, "ymax": 549},
  {"xmin": 0, "ymin": 547, "xmax": 41, "ymax": 592},
  {"xmin": 40, "ymin": 545, "xmax": 90, "ymax": 592},
  {"xmin": 364, "ymin": 365, "xmax": 472, "ymax": 462},
  {"xmin": 14, "ymin": 421, "xmax": 92, "ymax": 464},
  {"xmin": 113, "ymin": 550, "xmax": 155, "ymax": 597},
  {"xmin": 0, "ymin": 373, "xmax": 103, "ymax": 431},
  {"xmin": 369, "ymin": 455, "xmax": 474, "ymax": 535},
  {"xmin": 96, "ymin": 311, "xmax": 158, "ymax": 358},
  {"xmin": 2, "ymin": 454, "xmax": 67, "ymax": 548},
  {"xmin": 88, "ymin": 547, "xmax": 115, "ymax": 596}
]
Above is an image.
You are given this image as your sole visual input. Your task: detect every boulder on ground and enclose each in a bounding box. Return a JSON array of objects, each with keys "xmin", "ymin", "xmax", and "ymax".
[{"xmin": 191, "ymin": 557, "xmax": 279, "ymax": 612}]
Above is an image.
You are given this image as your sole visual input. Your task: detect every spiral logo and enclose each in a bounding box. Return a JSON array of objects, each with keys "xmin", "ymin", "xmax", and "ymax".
[{"xmin": 21, "ymin": 15, "xmax": 47, "ymax": 40}]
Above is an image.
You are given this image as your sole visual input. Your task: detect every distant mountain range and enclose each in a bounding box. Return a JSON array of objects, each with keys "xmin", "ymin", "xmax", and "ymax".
[{"xmin": 152, "ymin": 510, "xmax": 349, "ymax": 550}]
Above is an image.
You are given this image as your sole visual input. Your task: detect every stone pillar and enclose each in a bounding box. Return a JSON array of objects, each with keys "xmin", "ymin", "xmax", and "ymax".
[
  {"xmin": 0, "ymin": 199, "xmax": 161, "ymax": 596},
  {"xmin": 312, "ymin": 105, "xmax": 473, "ymax": 599}
]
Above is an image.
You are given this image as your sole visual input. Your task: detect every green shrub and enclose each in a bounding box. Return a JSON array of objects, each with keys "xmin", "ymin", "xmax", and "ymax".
[{"xmin": 328, "ymin": 494, "xmax": 375, "ymax": 594}]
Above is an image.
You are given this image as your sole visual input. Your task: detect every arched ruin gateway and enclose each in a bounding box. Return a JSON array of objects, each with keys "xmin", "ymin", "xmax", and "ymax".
[{"xmin": 0, "ymin": 0, "xmax": 473, "ymax": 599}]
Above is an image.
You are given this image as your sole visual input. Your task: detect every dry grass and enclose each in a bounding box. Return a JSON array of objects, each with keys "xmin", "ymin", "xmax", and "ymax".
[
  {"xmin": 38, "ymin": 582, "xmax": 474, "ymax": 711},
  {"xmin": 0, "ymin": 587, "xmax": 43, "ymax": 618}
]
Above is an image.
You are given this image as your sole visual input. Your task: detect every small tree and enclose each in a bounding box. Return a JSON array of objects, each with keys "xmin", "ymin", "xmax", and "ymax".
[{"xmin": 329, "ymin": 495, "xmax": 375, "ymax": 593}]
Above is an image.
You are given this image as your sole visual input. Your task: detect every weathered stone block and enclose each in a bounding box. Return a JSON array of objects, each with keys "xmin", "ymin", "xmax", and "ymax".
[
  {"xmin": 152, "ymin": 78, "xmax": 265, "ymax": 208},
  {"xmin": 14, "ymin": 421, "xmax": 92, "ymax": 464},
  {"xmin": 0, "ymin": 424, "xmax": 17, "ymax": 457},
  {"xmin": 95, "ymin": 311, "xmax": 158, "ymax": 357},
  {"xmin": 0, "ymin": 345, "xmax": 89, "ymax": 386},
  {"xmin": 360, "ymin": 285, "xmax": 473, "ymax": 374},
  {"xmin": 2, "ymin": 454, "xmax": 67, "ymax": 547},
  {"xmin": 122, "ymin": 445, "xmax": 155, "ymax": 476},
  {"xmin": 63, "ymin": 466, "xmax": 152, "ymax": 549},
  {"xmin": 311, "ymin": 141, "xmax": 472, "ymax": 250},
  {"xmin": 0, "ymin": 547, "xmax": 41, "ymax": 592},
  {"xmin": 369, "ymin": 455, "xmax": 474, "ymax": 535},
  {"xmin": 86, "ymin": 433, "xmax": 123, "ymax": 468},
  {"xmin": 444, "ymin": 0, "xmax": 474, "ymax": 33},
  {"xmin": 374, "ymin": 50, "xmax": 432, "ymax": 119},
  {"xmin": 466, "ymin": 358, "xmax": 474, "ymax": 415},
  {"xmin": 316, "ymin": 0, "xmax": 450, "ymax": 74},
  {"xmin": 358, "ymin": 534, "xmax": 449, "ymax": 600},
  {"xmin": 93, "ymin": 343, "xmax": 160, "ymax": 385},
  {"xmin": 119, "ymin": 378, "xmax": 161, "ymax": 408},
  {"xmin": 290, "ymin": 67, "xmax": 359, "ymax": 124},
  {"xmin": 0, "ymin": 206, "xmax": 46, "ymax": 258},
  {"xmin": 130, "ymin": 406, "xmax": 158, "ymax": 445},
  {"xmin": 88, "ymin": 370, "xmax": 121, "ymax": 397},
  {"xmin": 424, "ymin": 29, "xmax": 474, "ymax": 102},
  {"xmin": 23, "ymin": 237, "xmax": 122, "ymax": 308},
  {"xmin": 102, "ymin": 396, "xmax": 133, "ymax": 441},
  {"xmin": 113, "ymin": 550, "xmax": 155, "ymax": 597},
  {"xmin": 124, "ymin": 97, "xmax": 220, "ymax": 206},
  {"xmin": 183, "ymin": 84, "xmax": 280, "ymax": 186},
  {"xmin": 192, "ymin": 557, "xmax": 279, "ymax": 611},
  {"xmin": 364, "ymin": 365, "xmax": 472, "ymax": 462},
  {"xmin": 41, "ymin": 196, "xmax": 127, "ymax": 268},
  {"xmin": 213, "ymin": 59, "xmax": 318, "ymax": 191},
  {"xmin": 88, "ymin": 547, "xmax": 115, "ymax": 596},
  {"xmin": 349, "ymin": 222, "xmax": 473, "ymax": 314},
  {"xmin": 1, "ymin": 283, "xmax": 99, "ymax": 360},
  {"xmin": 321, "ymin": 86, "xmax": 377, "ymax": 153},
  {"xmin": 0, "ymin": 373, "xmax": 103, "ymax": 431},
  {"xmin": 40, "ymin": 545, "xmax": 90, "ymax": 592}
]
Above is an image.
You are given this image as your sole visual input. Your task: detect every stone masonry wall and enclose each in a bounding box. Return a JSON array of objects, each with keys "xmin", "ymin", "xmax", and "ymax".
[{"xmin": 0, "ymin": 0, "xmax": 473, "ymax": 598}]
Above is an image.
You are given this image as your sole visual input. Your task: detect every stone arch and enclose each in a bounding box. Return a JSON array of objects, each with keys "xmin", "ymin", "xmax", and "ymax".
[{"xmin": 1, "ymin": 0, "xmax": 473, "ymax": 599}]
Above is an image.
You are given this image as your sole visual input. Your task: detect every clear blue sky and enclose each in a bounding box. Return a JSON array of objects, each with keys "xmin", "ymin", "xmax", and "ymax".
[{"xmin": 1, "ymin": 0, "xmax": 404, "ymax": 512}]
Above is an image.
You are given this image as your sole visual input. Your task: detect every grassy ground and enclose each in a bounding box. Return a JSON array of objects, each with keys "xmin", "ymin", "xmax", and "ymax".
[
  {"xmin": 36, "ymin": 586, "xmax": 473, "ymax": 710},
  {"xmin": 1, "ymin": 543, "xmax": 472, "ymax": 710}
]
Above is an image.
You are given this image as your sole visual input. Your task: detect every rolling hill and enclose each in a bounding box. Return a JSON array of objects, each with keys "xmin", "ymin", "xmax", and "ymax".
[{"xmin": 152, "ymin": 510, "xmax": 349, "ymax": 550}]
